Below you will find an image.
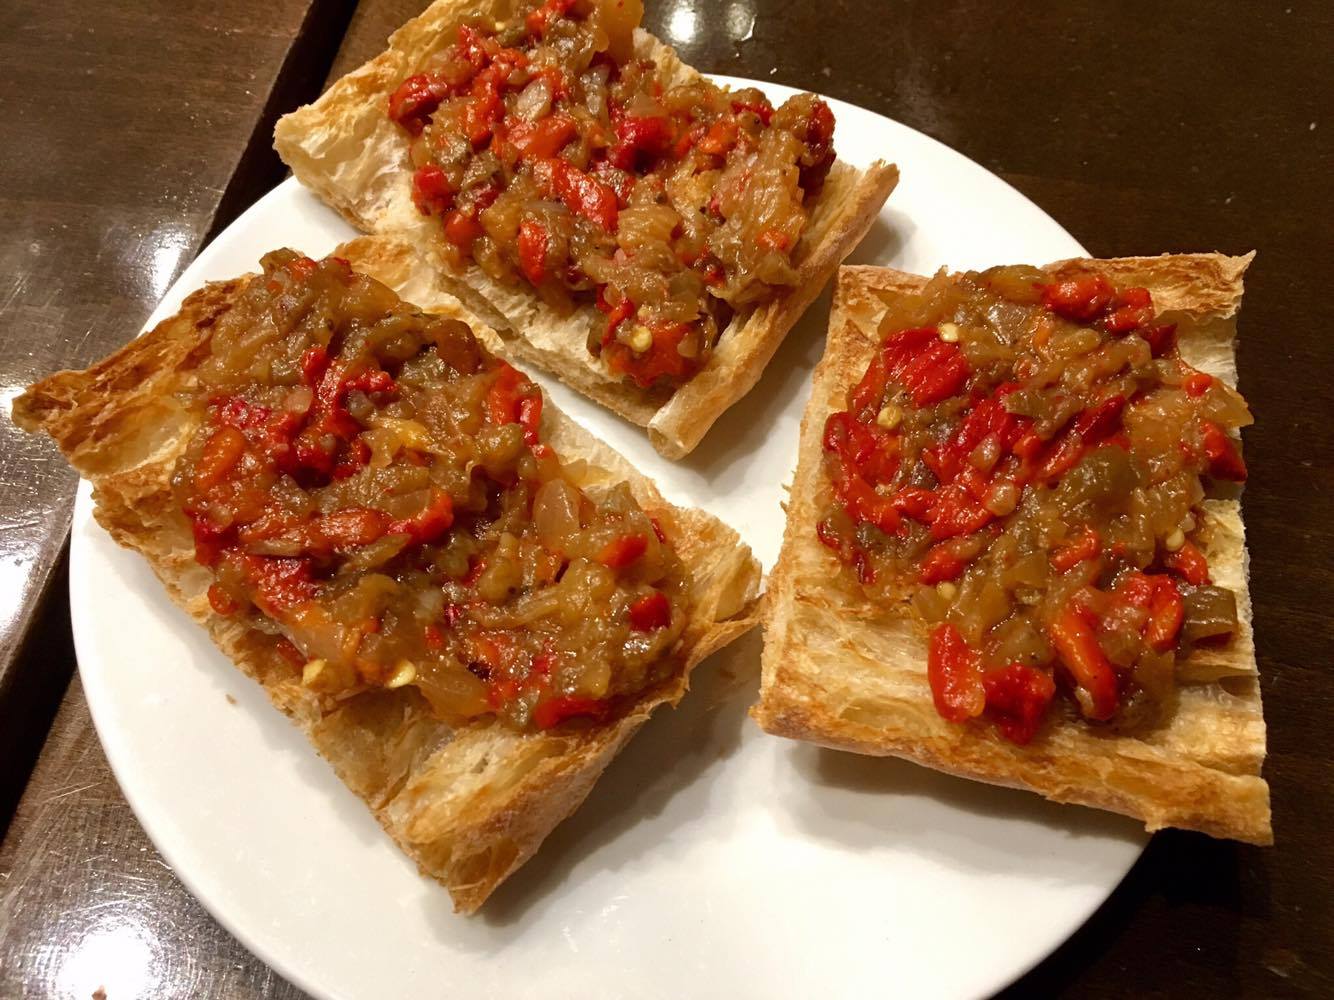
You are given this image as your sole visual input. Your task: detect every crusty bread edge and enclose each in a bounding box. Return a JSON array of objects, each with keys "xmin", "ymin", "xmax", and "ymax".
[
  {"xmin": 753, "ymin": 255, "xmax": 1271, "ymax": 844},
  {"xmin": 15, "ymin": 254, "xmax": 762, "ymax": 912},
  {"xmin": 273, "ymin": 2, "xmax": 898, "ymax": 457}
]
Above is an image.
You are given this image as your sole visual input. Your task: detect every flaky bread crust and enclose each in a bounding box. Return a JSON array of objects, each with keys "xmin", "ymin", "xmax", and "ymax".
[
  {"xmin": 273, "ymin": 0, "xmax": 898, "ymax": 457},
  {"xmin": 15, "ymin": 249, "xmax": 761, "ymax": 913},
  {"xmin": 754, "ymin": 254, "xmax": 1271, "ymax": 844}
]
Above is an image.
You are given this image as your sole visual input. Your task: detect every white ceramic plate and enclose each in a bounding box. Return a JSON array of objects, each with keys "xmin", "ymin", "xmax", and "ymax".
[{"xmin": 70, "ymin": 81, "xmax": 1145, "ymax": 1000}]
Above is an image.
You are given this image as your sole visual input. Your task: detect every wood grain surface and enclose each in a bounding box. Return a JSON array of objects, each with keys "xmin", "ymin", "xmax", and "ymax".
[{"xmin": 2, "ymin": 1, "xmax": 1331, "ymax": 997}]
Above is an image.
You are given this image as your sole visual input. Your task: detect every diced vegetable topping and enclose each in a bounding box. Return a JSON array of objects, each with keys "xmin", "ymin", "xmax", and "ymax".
[
  {"xmin": 178, "ymin": 250, "xmax": 690, "ymax": 732},
  {"xmin": 819, "ymin": 265, "xmax": 1250, "ymax": 741}
]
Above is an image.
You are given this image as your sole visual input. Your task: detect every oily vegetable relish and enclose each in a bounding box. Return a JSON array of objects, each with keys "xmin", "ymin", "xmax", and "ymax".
[
  {"xmin": 387, "ymin": 0, "xmax": 835, "ymax": 389},
  {"xmin": 817, "ymin": 267, "xmax": 1250, "ymax": 743},
  {"xmin": 175, "ymin": 250, "xmax": 689, "ymax": 731}
]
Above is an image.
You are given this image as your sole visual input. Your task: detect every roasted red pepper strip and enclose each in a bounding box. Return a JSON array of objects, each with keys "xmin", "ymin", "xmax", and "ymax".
[
  {"xmin": 1051, "ymin": 527, "xmax": 1102, "ymax": 573},
  {"xmin": 1165, "ymin": 540, "xmax": 1211, "ymax": 585},
  {"xmin": 537, "ymin": 158, "xmax": 619, "ymax": 231},
  {"xmin": 919, "ymin": 542, "xmax": 967, "ymax": 584},
  {"xmin": 982, "ymin": 663, "xmax": 1056, "ymax": 745},
  {"xmin": 1145, "ymin": 577, "xmax": 1185, "ymax": 652},
  {"xmin": 387, "ymin": 490, "xmax": 455, "ymax": 545},
  {"xmin": 927, "ymin": 624, "xmax": 986, "ymax": 722},
  {"xmin": 411, "ymin": 165, "xmax": 454, "ymax": 215},
  {"xmin": 609, "ymin": 113, "xmax": 672, "ymax": 169},
  {"xmin": 509, "ymin": 114, "xmax": 578, "ymax": 160},
  {"xmin": 387, "ymin": 73, "xmax": 448, "ymax": 135},
  {"xmin": 1047, "ymin": 603, "xmax": 1119, "ymax": 721},
  {"xmin": 517, "ymin": 219, "xmax": 549, "ymax": 284},
  {"xmin": 1073, "ymin": 394, "xmax": 1125, "ymax": 442},
  {"xmin": 1199, "ymin": 420, "xmax": 1247, "ymax": 481},
  {"xmin": 1041, "ymin": 275, "xmax": 1114, "ymax": 322}
]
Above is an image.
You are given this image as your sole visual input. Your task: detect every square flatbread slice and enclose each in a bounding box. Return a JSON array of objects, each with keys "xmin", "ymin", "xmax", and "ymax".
[
  {"xmin": 753, "ymin": 255, "xmax": 1271, "ymax": 844},
  {"xmin": 15, "ymin": 239, "xmax": 762, "ymax": 912},
  {"xmin": 274, "ymin": 0, "xmax": 898, "ymax": 457}
]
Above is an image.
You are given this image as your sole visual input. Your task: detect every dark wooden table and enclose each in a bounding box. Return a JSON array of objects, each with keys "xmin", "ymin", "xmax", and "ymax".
[{"xmin": 2, "ymin": 2, "xmax": 1330, "ymax": 996}]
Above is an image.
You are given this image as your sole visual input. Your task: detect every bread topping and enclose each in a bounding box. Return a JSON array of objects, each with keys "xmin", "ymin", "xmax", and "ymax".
[
  {"xmin": 387, "ymin": 0, "xmax": 835, "ymax": 389},
  {"xmin": 176, "ymin": 250, "xmax": 688, "ymax": 730},
  {"xmin": 817, "ymin": 266, "xmax": 1250, "ymax": 742}
]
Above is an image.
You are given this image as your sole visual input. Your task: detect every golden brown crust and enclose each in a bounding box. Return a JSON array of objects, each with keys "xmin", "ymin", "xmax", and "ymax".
[
  {"xmin": 753, "ymin": 254, "xmax": 1271, "ymax": 844},
  {"xmin": 16, "ymin": 251, "xmax": 762, "ymax": 912},
  {"xmin": 273, "ymin": 3, "xmax": 898, "ymax": 457}
]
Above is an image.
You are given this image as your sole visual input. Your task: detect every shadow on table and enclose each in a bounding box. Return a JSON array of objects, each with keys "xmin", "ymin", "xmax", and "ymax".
[{"xmin": 0, "ymin": 549, "xmax": 77, "ymax": 837}]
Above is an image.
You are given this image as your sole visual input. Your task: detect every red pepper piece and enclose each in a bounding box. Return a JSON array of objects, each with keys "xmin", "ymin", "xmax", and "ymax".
[
  {"xmin": 1184, "ymin": 371, "xmax": 1214, "ymax": 397},
  {"xmin": 927, "ymin": 624, "xmax": 986, "ymax": 723},
  {"xmin": 1139, "ymin": 322, "xmax": 1177, "ymax": 357},
  {"xmin": 1073, "ymin": 394, "xmax": 1126, "ymax": 443},
  {"xmin": 245, "ymin": 556, "xmax": 318, "ymax": 615},
  {"xmin": 597, "ymin": 533, "xmax": 648, "ymax": 568},
  {"xmin": 510, "ymin": 114, "xmax": 578, "ymax": 160},
  {"xmin": 603, "ymin": 319, "xmax": 695, "ymax": 388},
  {"xmin": 1040, "ymin": 274, "xmax": 1114, "ymax": 322},
  {"xmin": 815, "ymin": 519, "xmax": 842, "ymax": 552},
  {"xmin": 1051, "ymin": 527, "xmax": 1102, "ymax": 572},
  {"xmin": 517, "ymin": 219, "xmax": 549, "ymax": 285},
  {"xmin": 800, "ymin": 98, "xmax": 836, "ymax": 195},
  {"xmin": 1199, "ymin": 420, "xmax": 1247, "ymax": 481},
  {"xmin": 609, "ymin": 113, "xmax": 673, "ymax": 169},
  {"xmin": 387, "ymin": 490, "xmax": 454, "ymax": 545},
  {"xmin": 411, "ymin": 164, "xmax": 455, "ymax": 215},
  {"xmin": 1145, "ymin": 577, "xmax": 1185, "ymax": 652},
  {"xmin": 1113, "ymin": 571, "xmax": 1156, "ymax": 608},
  {"xmin": 1165, "ymin": 540, "xmax": 1211, "ymax": 585},
  {"xmin": 486, "ymin": 363, "xmax": 529, "ymax": 427},
  {"xmin": 896, "ymin": 337, "xmax": 970, "ymax": 407},
  {"xmin": 443, "ymin": 209, "xmax": 483, "ymax": 249},
  {"xmin": 537, "ymin": 158, "xmax": 619, "ymax": 230},
  {"xmin": 982, "ymin": 663, "xmax": 1056, "ymax": 745},
  {"xmin": 516, "ymin": 393, "xmax": 543, "ymax": 446},
  {"xmin": 524, "ymin": 0, "xmax": 575, "ymax": 36},
  {"xmin": 629, "ymin": 591, "xmax": 671, "ymax": 631},
  {"xmin": 1100, "ymin": 286, "xmax": 1155, "ymax": 334},
  {"xmin": 387, "ymin": 73, "xmax": 449, "ymax": 136},
  {"xmin": 891, "ymin": 487, "xmax": 937, "ymax": 521},
  {"xmin": 1032, "ymin": 431, "xmax": 1085, "ymax": 484},
  {"xmin": 861, "ymin": 327, "xmax": 969, "ymax": 410},
  {"xmin": 532, "ymin": 695, "xmax": 610, "ymax": 729},
  {"xmin": 1047, "ymin": 603, "xmax": 1119, "ymax": 721},
  {"xmin": 928, "ymin": 483, "xmax": 992, "ymax": 541},
  {"xmin": 823, "ymin": 411, "xmax": 900, "ymax": 485},
  {"xmin": 423, "ymin": 624, "xmax": 445, "ymax": 651},
  {"xmin": 919, "ymin": 542, "xmax": 967, "ymax": 584},
  {"xmin": 697, "ymin": 118, "xmax": 739, "ymax": 156}
]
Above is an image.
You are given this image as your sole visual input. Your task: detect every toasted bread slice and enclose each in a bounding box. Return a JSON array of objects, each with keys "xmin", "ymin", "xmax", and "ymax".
[
  {"xmin": 273, "ymin": 0, "xmax": 898, "ymax": 458},
  {"xmin": 754, "ymin": 255, "xmax": 1271, "ymax": 844},
  {"xmin": 16, "ymin": 239, "xmax": 762, "ymax": 912}
]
